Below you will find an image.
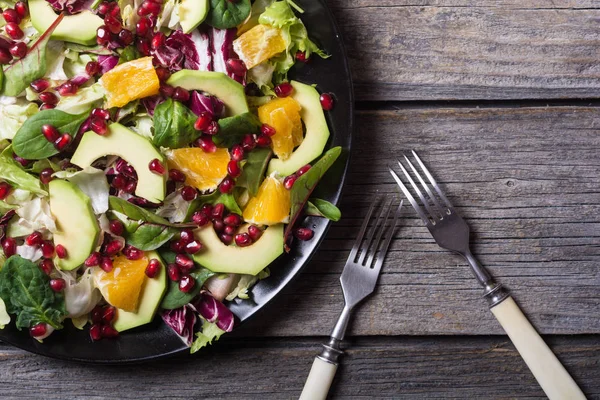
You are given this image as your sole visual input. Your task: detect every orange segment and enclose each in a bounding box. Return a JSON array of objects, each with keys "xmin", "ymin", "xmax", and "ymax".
[
  {"xmin": 232, "ymin": 25, "xmax": 287, "ymax": 69},
  {"xmin": 165, "ymin": 148, "xmax": 230, "ymax": 192},
  {"xmin": 258, "ymin": 97, "xmax": 303, "ymax": 160},
  {"xmin": 242, "ymin": 175, "xmax": 290, "ymax": 225},
  {"xmin": 101, "ymin": 57, "xmax": 160, "ymax": 108},
  {"xmin": 94, "ymin": 255, "xmax": 149, "ymax": 312}
]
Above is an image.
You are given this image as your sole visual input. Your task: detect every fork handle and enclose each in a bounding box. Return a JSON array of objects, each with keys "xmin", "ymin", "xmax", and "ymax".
[
  {"xmin": 491, "ymin": 297, "xmax": 586, "ymax": 399},
  {"xmin": 299, "ymin": 357, "xmax": 338, "ymax": 400}
]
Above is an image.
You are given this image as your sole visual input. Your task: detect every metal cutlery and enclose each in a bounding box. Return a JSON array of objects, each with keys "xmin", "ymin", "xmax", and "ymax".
[
  {"xmin": 299, "ymin": 196, "xmax": 403, "ymax": 400},
  {"xmin": 389, "ymin": 151, "xmax": 586, "ymax": 400}
]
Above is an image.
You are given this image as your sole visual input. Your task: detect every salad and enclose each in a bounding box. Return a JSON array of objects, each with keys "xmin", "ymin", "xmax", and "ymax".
[{"xmin": 0, "ymin": 0, "xmax": 342, "ymax": 353}]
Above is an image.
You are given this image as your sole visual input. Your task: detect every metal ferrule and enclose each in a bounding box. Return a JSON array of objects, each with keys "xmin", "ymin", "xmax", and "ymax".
[
  {"xmin": 482, "ymin": 280, "xmax": 510, "ymax": 308},
  {"xmin": 317, "ymin": 337, "xmax": 344, "ymax": 365}
]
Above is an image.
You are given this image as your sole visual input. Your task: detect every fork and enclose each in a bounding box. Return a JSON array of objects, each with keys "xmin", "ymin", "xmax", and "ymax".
[
  {"xmin": 390, "ymin": 151, "xmax": 586, "ymax": 400},
  {"xmin": 299, "ymin": 196, "xmax": 403, "ymax": 400}
]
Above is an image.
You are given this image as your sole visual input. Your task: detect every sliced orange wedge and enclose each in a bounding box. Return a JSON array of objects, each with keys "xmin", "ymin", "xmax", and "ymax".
[
  {"xmin": 165, "ymin": 148, "xmax": 230, "ymax": 192},
  {"xmin": 101, "ymin": 56, "xmax": 160, "ymax": 108},
  {"xmin": 242, "ymin": 175, "xmax": 290, "ymax": 225},
  {"xmin": 258, "ymin": 97, "xmax": 303, "ymax": 160},
  {"xmin": 94, "ymin": 254, "xmax": 149, "ymax": 312},
  {"xmin": 232, "ymin": 24, "xmax": 287, "ymax": 69}
]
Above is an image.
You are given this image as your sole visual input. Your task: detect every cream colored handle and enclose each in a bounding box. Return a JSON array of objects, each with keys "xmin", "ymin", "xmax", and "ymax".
[
  {"xmin": 299, "ymin": 357, "xmax": 338, "ymax": 400},
  {"xmin": 491, "ymin": 297, "xmax": 586, "ymax": 400}
]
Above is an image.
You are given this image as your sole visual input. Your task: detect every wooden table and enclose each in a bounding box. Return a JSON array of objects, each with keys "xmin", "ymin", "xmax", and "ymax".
[{"xmin": 2, "ymin": 1, "xmax": 600, "ymax": 398}]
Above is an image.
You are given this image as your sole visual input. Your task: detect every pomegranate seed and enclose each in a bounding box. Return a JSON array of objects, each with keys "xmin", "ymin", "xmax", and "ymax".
[
  {"xmin": 0, "ymin": 182, "xmax": 12, "ymax": 200},
  {"xmin": 9, "ymin": 41, "xmax": 26, "ymax": 58},
  {"xmin": 155, "ymin": 66, "xmax": 170, "ymax": 81},
  {"xmin": 192, "ymin": 212, "xmax": 209, "ymax": 226},
  {"xmin": 39, "ymin": 91, "xmax": 58, "ymax": 105},
  {"xmin": 111, "ymin": 174, "xmax": 127, "ymax": 190},
  {"xmin": 57, "ymin": 81, "xmax": 78, "ymax": 96},
  {"xmin": 320, "ymin": 93, "xmax": 335, "ymax": 111},
  {"xmin": 167, "ymin": 263, "xmax": 181, "ymax": 281},
  {"xmin": 41, "ymin": 124, "xmax": 60, "ymax": 142},
  {"xmin": 39, "ymin": 259, "xmax": 54, "ymax": 275},
  {"xmin": 26, "ymin": 231, "xmax": 43, "ymax": 246},
  {"xmin": 168, "ymin": 168, "xmax": 185, "ymax": 182},
  {"xmin": 184, "ymin": 240, "xmax": 202, "ymax": 254},
  {"xmin": 283, "ymin": 174, "xmax": 297, "ymax": 190},
  {"xmin": 275, "ymin": 82, "xmax": 293, "ymax": 98},
  {"xmin": 148, "ymin": 158, "xmax": 165, "ymax": 175},
  {"xmin": 55, "ymin": 244, "xmax": 68, "ymax": 259},
  {"xmin": 170, "ymin": 239, "xmax": 185, "ymax": 253},
  {"xmin": 118, "ymin": 29, "xmax": 134, "ymax": 46},
  {"xmin": 97, "ymin": 1, "xmax": 112, "ymax": 15},
  {"xmin": 212, "ymin": 220, "xmax": 225, "ymax": 233},
  {"xmin": 123, "ymin": 180, "xmax": 137, "ymax": 194},
  {"xmin": 102, "ymin": 306, "xmax": 116, "ymax": 323},
  {"xmin": 30, "ymin": 323, "xmax": 47, "ymax": 338},
  {"xmin": 256, "ymin": 134, "xmax": 272, "ymax": 148},
  {"xmin": 175, "ymin": 254, "xmax": 194, "ymax": 272},
  {"xmin": 101, "ymin": 325, "xmax": 119, "ymax": 338},
  {"xmin": 104, "ymin": 14, "xmax": 122, "ymax": 34},
  {"xmin": 178, "ymin": 229, "xmax": 193, "ymax": 244},
  {"xmin": 101, "ymin": 257, "xmax": 113, "ymax": 272},
  {"xmin": 248, "ymin": 225, "xmax": 263, "ymax": 241},
  {"xmin": 84, "ymin": 252, "xmax": 102, "ymax": 267},
  {"xmin": 173, "ymin": 87, "xmax": 190, "ymax": 102},
  {"xmin": 2, "ymin": 9, "xmax": 20, "ymax": 24},
  {"xmin": 219, "ymin": 233, "xmax": 233, "ymax": 245},
  {"xmin": 109, "ymin": 4, "xmax": 121, "ymax": 17},
  {"xmin": 136, "ymin": 37, "xmax": 151, "ymax": 55},
  {"xmin": 54, "ymin": 134, "xmax": 72, "ymax": 151},
  {"xmin": 297, "ymin": 164, "xmax": 312, "ymax": 176},
  {"xmin": 136, "ymin": 17, "xmax": 151, "ymax": 36},
  {"xmin": 40, "ymin": 104, "xmax": 55, "ymax": 110},
  {"xmin": 121, "ymin": 164, "xmax": 137, "ymax": 179},
  {"xmin": 205, "ymin": 120, "xmax": 219, "ymax": 135},
  {"xmin": 231, "ymin": 144, "xmax": 244, "ymax": 161},
  {"xmin": 261, "ymin": 124, "xmax": 276, "ymax": 137},
  {"xmin": 296, "ymin": 51, "xmax": 309, "ymax": 63},
  {"xmin": 97, "ymin": 25, "xmax": 110, "ymax": 46},
  {"xmin": 15, "ymin": 2, "xmax": 27, "ymax": 18},
  {"xmin": 124, "ymin": 245, "xmax": 144, "ymax": 260},
  {"xmin": 108, "ymin": 220, "xmax": 124, "ymax": 236},
  {"xmin": 181, "ymin": 185, "xmax": 197, "ymax": 201},
  {"xmin": 0, "ymin": 36, "xmax": 11, "ymax": 49},
  {"xmin": 91, "ymin": 108, "xmax": 111, "ymax": 120},
  {"xmin": 90, "ymin": 324, "xmax": 103, "ymax": 341},
  {"xmin": 151, "ymin": 32, "xmax": 165, "ymax": 49},
  {"xmin": 40, "ymin": 241, "xmax": 54, "ymax": 258},
  {"xmin": 223, "ymin": 225, "xmax": 236, "ymax": 236},
  {"xmin": 39, "ymin": 168, "xmax": 54, "ymax": 184},
  {"xmin": 30, "ymin": 78, "xmax": 50, "ymax": 93},
  {"xmin": 2, "ymin": 238, "xmax": 17, "ymax": 257},
  {"xmin": 12, "ymin": 154, "xmax": 29, "ymax": 168},
  {"xmin": 226, "ymin": 58, "xmax": 247, "ymax": 76},
  {"xmin": 201, "ymin": 204, "xmax": 213, "ymax": 215},
  {"xmin": 194, "ymin": 112, "xmax": 212, "ymax": 131},
  {"xmin": 159, "ymin": 82, "xmax": 174, "ymax": 97},
  {"xmin": 139, "ymin": 0, "xmax": 161, "ymax": 16},
  {"xmin": 241, "ymin": 134, "xmax": 256, "ymax": 151},
  {"xmin": 90, "ymin": 116, "xmax": 108, "ymax": 135},
  {"xmin": 0, "ymin": 47, "xmax": 12, "ymax": 64},
  {"xmin": 295, "ymin": 228, "xmax": 314, "ymax": 241},
  {"xmin": 104, "ymin": 240, "xmax": 124, "ymax": 256},
  {"xmin": 227, "ymin": 160, "xmax": 241, "ymax": 178},
  {"xmin": 223, "ymin": 213, "xmax": 242, "ymax": 227},
  {"xmin": 91, "ymin": 306, "xmax": 104, "ymax": 323},
  {"xmin": 235, "ymin": 233, "xmax": 252, "ymax": 247},
  {"xmin": 211, "ymin": 203, "xmax": 225, "ymax": 220},
  {"xmin": 50, "ymin": 278, "xmax": 66, "ymax": 292},
  {"xmin": 145, "ymin": 258, "xmax": 161, "ymax": 278},
  {"xmin": 197, "ymin": 135, "xmax": 217, "ymax": 153},
  {"xmin": 219, "ymin": 176, "xmax": 235, "ymax": 194},
  {"xmin": 179, "ymin": 275, "xmax": 196, "ymax": 293},
  {"xmin": 85, "ymin": 61, "xmax": 101, "ymax": 76}
]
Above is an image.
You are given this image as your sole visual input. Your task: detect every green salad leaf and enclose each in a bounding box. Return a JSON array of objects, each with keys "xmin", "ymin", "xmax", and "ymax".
[
  {"xmin": 0, "ymin": 101, "xmax": 39, "ymax": 141},
  {"xmin": 0, "ymin": 201, "xmax": 17, "ymax": 216},
  {"xmin": 191, "ymin": 319, "xmax": 226, "ymax": 353},
  {"xmin": 306, "ymin": 198, "xmax": 341, "ymax": 221},
  {"xmin": 238, "ymin": 148, "xmax": 272, "ymax": 196},
  {"xmin": 119, "ymin": 45, "xmax": 142, "ymax": 64},
  {"xmin": 0, "ymin": 147, "xmax": 47, "ymax": 195},
  {"xmin": 12, "ymin": 109, "xmax": 89, "ymax": 160},
  {"xmin": 0, "ymin": 256, "xmax": 68, "ymax": 330},
  {"xmin": 55, "ymin": 83, "xmax": 105, "ymax": 115},
  {"xmin": 213, "ymin": 112, "xmax": 262, "ymax": 148},
  {"xmin": 207, "ymin": 0, "xmax": 252, "ymax": 29},
  {"xmin": 189, "ymin": 192, "xmax": 243, "ymax": 217},
  {"xmin": 153, "ymin": 98, "xmax": 200, "ymax": 149}
]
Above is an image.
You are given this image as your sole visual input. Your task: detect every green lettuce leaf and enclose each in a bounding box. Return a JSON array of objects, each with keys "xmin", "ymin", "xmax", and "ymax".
[
  {"xmin": 0, "ymin": 147, "xmax": 47, "ymax": 195},
  {"xmin": 190, "ymin": 319, "xmax": 226, "ymax": 353},
  {"xmin": 0, "ymin": 99, "xmax": 39, "ymax": 141},
  {"xmin": 55, "ymin": 83, "xmax": 105, "ymax": 115},
  {"xmin": 0, "ymin": 297, "xmax": 10, "ymax": 329}
]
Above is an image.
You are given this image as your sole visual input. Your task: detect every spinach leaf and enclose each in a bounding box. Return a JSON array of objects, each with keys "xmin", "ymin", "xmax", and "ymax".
[
  {"xmin": 2, "ymin": 14, "xmax": 65, "ymax": 96},
  {"xmin": 109, "ymin": 196, "xmax": 176, "ymax": 226},
  {"xmin": 153, "ymin": 98, "xmax": 200, "ymax": 149},
  {"xmin": 12, "ymin": 110, "xmax": 89, "ymax": 160},
  {"xmin": 207, "ymin": 0, "xmax": 251, "ymax": 29},
  {"xmin": 213, "ymin": 112, "xmax": 261, "ymax": 148},
  {"xmin": 238, "ymin": 148, "xmax": 271, "ymax": 196},
  {"xmin": 0, "ymin": 256, "xmax": 67, "ymax": 330},
  {"xmin": 65, "ymin": 42, "xmax": 114, "ymax": 55},
  {"xmin": 118, "ymin": 45, "xmax": 142, "ymax": 63},
  {"xmin": 306, "ymin": 198, "xmax": 341, "ymax": 221},
  {"xmin": 285, "ymin": 147, "xmax": 342, "ymax": 241},
  {"xmin": 0, "ymin": 147, "xmax": 47, "ymax": 195}
]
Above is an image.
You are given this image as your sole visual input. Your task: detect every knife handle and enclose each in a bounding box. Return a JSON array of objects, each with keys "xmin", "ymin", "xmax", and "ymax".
[
  {"xmin": 299, "ymin": 356, "xmax": 338, "ymax": 400},
  {"xmin": 491, "ymin": 297, "xmax": 586, "ymax": 400}
]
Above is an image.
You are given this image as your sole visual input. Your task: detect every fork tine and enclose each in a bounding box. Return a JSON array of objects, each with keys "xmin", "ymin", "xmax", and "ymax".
[
  {"xmin": 371, "ymin": 200, "xmax": 403, "ymax": 273},
  {"xmin": 365, "ymin": 199, "xmax": 400, "ymax": 268},
  {"xmin": 347, "ymin": 197, "xmax": 378, "ymax": 263},
  {"xmin": 412, "ymin": 150, "xmax": 453, "ymax": 209},
  {"xmin": 397, "ymin": 160, "xmax": 439, "ymax": 221},
  {"xmin": 357, "ymin": 196, "xmax": 390, "ymax": 265},
  {"xmin": 403, "ymin": 154, "xmax": 445, "ymax": 216},
  {"xmin": 389, "ymin": 167, "xmax": 430, "ymax": 224}
]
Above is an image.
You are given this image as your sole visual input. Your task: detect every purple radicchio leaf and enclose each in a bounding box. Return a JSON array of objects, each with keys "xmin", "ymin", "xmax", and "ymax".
[
  {"xmin": 0, "ymin": 210, "xmax": 16, "ymax": 242},
  {"xmin": 142, "ymin": 95, "xmax": 165, "ymax": 116},
  {"xmin": 71, "ymin": 74, "xmax": 90, "ymax": 87},
  {"xmin": 46, "ymin": 0, "xmax": 93, "ymax": 14},
  {"xmin": 161, "ymin": 305, "xmax": 197, "ymax": 347},
  {"xmin": 192, "ymin": 292, "xmax": 235, "ymax": 332},
  {"xmin": 98, "ymin": 55, "xmax": 119, "ymax": 74},
  {"xmin": 209, "ymin": 27, "xmax": 244, "ymax": 84},
  {"xmin": 191, "ymin": 29, "xmax": 212, "ymax": 71},
  {"xmin": 189, "ymin": 92, "xmax": 225, "ymax": 119},
  {"xmin": 153, "ymin": 44, "xmax": 184, "ymax": 71},
  {"xmin": 165, "ymin": 31, "xmax": 200, "ymax": 70}
]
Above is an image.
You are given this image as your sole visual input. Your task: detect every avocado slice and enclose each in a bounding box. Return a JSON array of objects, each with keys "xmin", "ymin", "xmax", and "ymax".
[
  {"xmin": 179, "ymin": 0, "xmax": 209, "ymax": 33},
  {"xmin": 167, "ymin": 70, "xmax": 249, "ymax": 116},
  {"xmin": 29, "ymin": 0, "xmax": 104, "ymax": 46},
  {"xmin": 49, "ymin": 180, "xmax": 100, "ymax": 271},
  {"xmin": 193, "ymin": 224, "xmax": 284, "ymax": 276},
  {"xmin": 113, "ymin": 251, "xmax": 167, "ymax": 332},
  {"xmin": 71, "ymin": 123, "xmax": 167, "ymax": 203},
  {"xmin": 267, "ymin": 81, "xmax": 331, "ymax": 177}
]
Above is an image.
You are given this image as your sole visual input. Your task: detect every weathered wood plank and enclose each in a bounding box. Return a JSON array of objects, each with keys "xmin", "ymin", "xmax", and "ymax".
[
  {"xmin": 0, "ymin": 336, "xmax": 598, "ymax": 399},
  {"xmin": 240, "ymin": 105, "xmax": 600, "ymax": 336},
  {"xmin": 326, "ymin": 0, "xmax": 600, "ymax": 101}
]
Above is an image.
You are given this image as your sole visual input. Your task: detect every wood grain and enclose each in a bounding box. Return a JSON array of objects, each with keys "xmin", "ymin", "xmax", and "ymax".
[
  {"xmin": 326, "ymin": 0, "xmax": 600, "ymax": 101},
  {"xmin": 0, "ymin": 336, "xmax": 597, "ymax": 399},
  {"xmin": 239, "ymin": 105, "xmax": 600, "ymax": 337}
]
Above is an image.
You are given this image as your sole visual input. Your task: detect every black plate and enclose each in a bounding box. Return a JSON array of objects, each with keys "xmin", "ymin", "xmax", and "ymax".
[{"xmin": 0, "ymin": 0, "xmax": 354, "ymax": 363}]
